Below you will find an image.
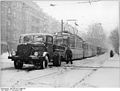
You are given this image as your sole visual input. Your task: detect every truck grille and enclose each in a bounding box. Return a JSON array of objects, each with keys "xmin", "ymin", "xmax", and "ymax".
[{"xmin": 16, "ymin": 44, "xmax": 33, "ymax": 57}]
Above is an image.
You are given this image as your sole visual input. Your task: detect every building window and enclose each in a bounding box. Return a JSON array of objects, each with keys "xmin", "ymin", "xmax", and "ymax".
[
  {"xmin": 7, "ymin": 20, "xmax": 11, "ymax": 26},
  {"xmin": 8, "ymin": 8, "xmax": 11, "ymax": 13},
  {"xmin": 13, "ymin": 11, "xmax": 16, "ymax": 18}
]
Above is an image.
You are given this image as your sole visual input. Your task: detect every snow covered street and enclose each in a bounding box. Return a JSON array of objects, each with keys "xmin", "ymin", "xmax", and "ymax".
[
  {"xmin": 76, "ymin": 54, "xmax": 120, "ymax": 88},
  {"xmin": 0, "ymin": 53, "xmax": 120, "ymax": 88},
  {"xmin": 0, "ymin": 0, "xmax": 119, "ymax": 89}
]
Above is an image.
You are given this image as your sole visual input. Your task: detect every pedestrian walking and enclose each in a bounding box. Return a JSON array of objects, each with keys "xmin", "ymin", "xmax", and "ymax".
[
  {"xmin": 65, "ymin": 47, "xmax": 73, "ymax": 64},
  {"xmin": 110, "ymin": 50, "xmax": 114, "ymax": 57}
]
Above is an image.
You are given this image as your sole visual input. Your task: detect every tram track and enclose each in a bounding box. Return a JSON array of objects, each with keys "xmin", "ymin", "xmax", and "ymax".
[
  {"xmin": 12, "ymin": 72, "xmax": 57, "ymax": 87},
  {"xmin": 13, "ymin": 65, "xmax": 108, "ymax": 87},
  {"xmin": 71, "ymin": 65, "xmax": 120, "ymax": 87},
  {"xmin": 12, "ymin": 66, "xmax": 71, "ymax": 87},
  {"xmin": 71, "ymin": 67, "xmax": 98, "ymax": 87},
  {"xmin": 71, "ymin": 58, "xmax": 108, "ymax": 87},
  {"xmin": 12, "ymin": 57, "xmax": 110, "ymax": 87}
]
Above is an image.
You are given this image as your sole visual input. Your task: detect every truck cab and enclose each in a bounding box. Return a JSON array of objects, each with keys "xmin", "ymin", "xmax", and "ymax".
[{"xmin": 8, "ymin": 33, "xmax": 64, "ymax": 69}]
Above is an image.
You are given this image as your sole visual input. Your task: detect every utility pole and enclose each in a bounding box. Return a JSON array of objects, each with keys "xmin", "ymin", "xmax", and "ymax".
[
  {"xmin": 61, "ymin": 20, "xmax": 64, "ymax": 45},
  {"xmin": 61, "ymin": 19, "xmax": 63, "ymax": 32}
]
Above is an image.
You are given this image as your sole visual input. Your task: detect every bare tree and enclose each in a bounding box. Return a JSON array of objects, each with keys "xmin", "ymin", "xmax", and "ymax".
[
  {"xmin": 109, "ymin": 28, "xmax": 119, "ymax": 54},
  {"xmin": 85, "ymin": 23, "xmax": 106, "ymax": 48}
]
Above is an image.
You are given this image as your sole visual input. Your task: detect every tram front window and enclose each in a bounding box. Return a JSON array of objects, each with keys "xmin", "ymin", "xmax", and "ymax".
[
  {"xmin": 62, "ymin": 39, "xmax": 68, "ymax": 46},
  {"xmin": 55, "ymin": 39, "xmax": 62, "ymax": 46},
  {"xmin": 55, "ymin": 39, "xmax": 68, "ymax": 46}
]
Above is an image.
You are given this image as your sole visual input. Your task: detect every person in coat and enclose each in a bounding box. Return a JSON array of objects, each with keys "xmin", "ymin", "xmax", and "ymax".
[
  {"xmin": 110, "ymin": 50, "xmax": 114, "ymax": 57},
  {"xmin": 65, "ymin": 47, "xmax": 73, "ymax": 64}
]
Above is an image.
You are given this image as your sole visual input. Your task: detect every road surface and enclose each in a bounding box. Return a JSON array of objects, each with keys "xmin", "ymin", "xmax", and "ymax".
[{"xmin": 0, "ymin": 53, "xmax": 119, "ymax": 88}]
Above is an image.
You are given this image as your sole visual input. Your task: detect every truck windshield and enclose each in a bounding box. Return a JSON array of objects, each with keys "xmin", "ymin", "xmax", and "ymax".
[
  {"xmin": 19, "ymin": 35, "xmax": 44, "ymax": 43},
  {"xmin": 34, "ymin": 35, "xmax": 44, "ymax": 42}
]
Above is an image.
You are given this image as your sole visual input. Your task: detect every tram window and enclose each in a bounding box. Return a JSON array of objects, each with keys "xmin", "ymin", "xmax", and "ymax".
[
  {"xmin": 85, "ymin": 44, "xmax": 88, "ymax": 50},
  {"xmin": 76, "ymin": 40, "xmax": 82, "ymax": 48},
  {"xmin": 79, "ymin": 42, "xmax": 81, "ymax": 48},
  {"xmin": 70, "ymin": 36, "xmax": 75, "ymax": 48},
  {"xmin": 70, "ymin": 40, "xmax": 75, "ymax": 48},
  {"xmin": 46, "ymin": 36, "xmax": 53, "ymax": 44},
  {"xmin": 63, "ymin": 39, "xmax": 68, "ymax": 45},
  {"xmin": 55, "ymin": 39, "xmax": 62, "ymax": 46},
  {"xmin": 80, "ymin": 43, "xmax": 82, "ymax": 48}
]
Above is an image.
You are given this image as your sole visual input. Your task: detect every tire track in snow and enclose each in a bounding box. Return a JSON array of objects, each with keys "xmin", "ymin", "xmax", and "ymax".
[
  {"xmin": 71, "ymin": 68, "xmax": 98, "ymax": 88},
  {"xmin": 71, "ymin": 60, "xmax": 108, "ymax": 88},
  {"xmin": 12, "ymin": 67, "xmax": 71, "ymax": 87},
  {"xmin": 71, "ymin": 58, "xmax": 107, "ymax": 87}
]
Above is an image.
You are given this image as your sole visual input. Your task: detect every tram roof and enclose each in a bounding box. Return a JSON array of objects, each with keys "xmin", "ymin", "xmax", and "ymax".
[
  {"xmin": 54, "ymin": 31, "xmax": 84, "ymax": 41},
  {"xmin": 84, "ymin": 41, "xmax": 102, "ymax": 48},
  {"xmin": 20, "ymin": 33, "xmax": 53, "ymax": 37}
]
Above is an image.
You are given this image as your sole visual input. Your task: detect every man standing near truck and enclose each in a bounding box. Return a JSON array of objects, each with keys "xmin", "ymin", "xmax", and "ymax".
[{"xmin": 65, "ymin": 47, "xmax": 73, "ymax": 64}]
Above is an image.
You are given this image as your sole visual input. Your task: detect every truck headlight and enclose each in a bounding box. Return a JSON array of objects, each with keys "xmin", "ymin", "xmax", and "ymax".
[
  {"xmin": 34, "ymin": 52, "xmax": 38, "ymax": 56},
  {"xmin": 11, "ymin": 50, "xmax": 16, "ymax": 56}
]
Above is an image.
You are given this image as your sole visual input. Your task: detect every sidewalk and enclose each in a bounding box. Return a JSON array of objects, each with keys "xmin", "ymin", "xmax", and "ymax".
[
  {"xmin": 102, "ymin": 54, "xmax": 120, "ymax": 67},
  {"xmin": 0, "ymin": 52, "xmax": 13, "ymax": 70},
  {"xmin": 78, "ymin": 54, "xmax": 120, "ymax": 88}
]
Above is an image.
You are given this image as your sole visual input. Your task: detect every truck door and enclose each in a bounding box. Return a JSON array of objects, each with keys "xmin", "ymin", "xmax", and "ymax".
[{"xmin": 46, "ymin": 36, "xmax": 54, "ymax": 58}]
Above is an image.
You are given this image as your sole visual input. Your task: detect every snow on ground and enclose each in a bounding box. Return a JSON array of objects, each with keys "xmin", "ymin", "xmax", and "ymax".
[
  {"xmin": 0, "ymin": 52, "xmax": 119, "ymax": 88},
  {"xmin": 0, "ymin": 52, "xmax": 13, "ymax": 72},
  {"xmin": 0, "ymin": 52, "xmax": 10, "ymax": 61},
  {"xmin": 79, "ymin": 68, "xmax": 120, "ymax": 87},
  {"xmin": 73, "ymin": 53, "xmax": 109, "ymax": 67},
  {"xmin": 77, "ymin": 68, "xmax": 120, "ymax": 87},
  {"xmin": 14, "ymin": 68, "xmax": 91, "ymax": 87},
  {"xmin": 76, "ymin": 54, "xmax": 120, "ymax": 88}
]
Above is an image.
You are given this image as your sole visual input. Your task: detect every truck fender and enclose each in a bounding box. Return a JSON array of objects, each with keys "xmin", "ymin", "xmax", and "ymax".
[{"xmin": 43, "ymin": 52, "xmax": 48, "ymax": 57}]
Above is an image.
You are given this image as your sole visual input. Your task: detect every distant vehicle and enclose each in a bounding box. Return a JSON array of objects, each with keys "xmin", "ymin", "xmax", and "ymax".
[
  {"xmin": 8, "ymin": 33, "xmax": 65, "ymax": 69},
  {"xmin": 110, "ymin": 50, "xmax": 114, "ymax": 57}
]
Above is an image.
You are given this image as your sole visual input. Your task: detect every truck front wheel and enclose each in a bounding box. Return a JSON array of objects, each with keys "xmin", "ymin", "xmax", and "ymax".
[
  {"xmin": 14, "ymin": 60, "xmax": 23, "ymax": 69},
  {"xmin": 45, "ymin": 55, "xmax": 49, "ymax": 68},
  {"xmin": 41, "ymin": 60, "xmax": 46, "ymax": 69}
]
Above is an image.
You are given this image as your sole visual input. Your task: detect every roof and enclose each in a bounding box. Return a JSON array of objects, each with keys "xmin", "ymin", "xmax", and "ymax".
[
  {"xmin": 20, "ymin": 33, "xmax": 53, "ymax": 37},
  {"xmin": 54, "ymin": 31, "xmax": 84, "ymax": 41}
]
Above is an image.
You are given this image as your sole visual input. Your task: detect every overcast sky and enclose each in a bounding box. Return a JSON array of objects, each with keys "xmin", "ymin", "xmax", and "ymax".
[{"xmin": 35, "ymin": 1, "xmax": 119, "ymax": 36}]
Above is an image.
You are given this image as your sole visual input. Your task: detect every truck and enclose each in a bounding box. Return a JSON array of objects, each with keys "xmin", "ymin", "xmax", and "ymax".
[{"xmin": 8, "ymin": 33, "xmax": 65, "ymax": 69}]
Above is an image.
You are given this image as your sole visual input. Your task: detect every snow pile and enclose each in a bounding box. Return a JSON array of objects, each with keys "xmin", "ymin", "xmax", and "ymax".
[
  {"xmin": 112, "ymin": 54, "xmax": 120, "ymax": 60},
  {"xmin": 0, "ymin": 52, "xmax": 9, "ymax": 59},
  {"xmin": 0, "ymin": 52, "xmax": 12, "ymax": 63}
]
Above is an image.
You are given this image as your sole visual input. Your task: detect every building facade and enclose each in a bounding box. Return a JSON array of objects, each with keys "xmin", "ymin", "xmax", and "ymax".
[{"xmin": 0, "ymin": 0, "xmax": 61, "ymax": 54}]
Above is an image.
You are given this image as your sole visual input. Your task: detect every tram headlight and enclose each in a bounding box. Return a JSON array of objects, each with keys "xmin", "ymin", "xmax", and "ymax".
[{"xmin": 34, "ymin": 52, "xmax": 38, "ymax": 56}]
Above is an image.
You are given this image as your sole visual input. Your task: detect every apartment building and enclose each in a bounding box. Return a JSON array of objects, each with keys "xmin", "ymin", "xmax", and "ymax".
[{"xmin": 0, "ymin": 0, "xmax": 61, "ymax": 54}]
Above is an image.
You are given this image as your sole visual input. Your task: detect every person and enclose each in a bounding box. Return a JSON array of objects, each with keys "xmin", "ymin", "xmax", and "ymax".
[
  {"xmin": 65, "ymin": 47, "xmax": 73, "ymax": 64},
  {"xmin": 110, "ymin": 50, "xmax": 114, "ymax": 57}
]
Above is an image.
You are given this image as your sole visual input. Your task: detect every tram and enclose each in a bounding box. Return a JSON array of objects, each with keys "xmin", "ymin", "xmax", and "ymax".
[{"xmin": 54, "ymin": 31, "xmax": 105, "ymax": 60}]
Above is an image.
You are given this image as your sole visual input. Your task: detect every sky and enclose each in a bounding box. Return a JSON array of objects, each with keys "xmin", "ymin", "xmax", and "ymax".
[{"xmin": 35, "ymin": 0, "xmax": 119, "ymax": 37}]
